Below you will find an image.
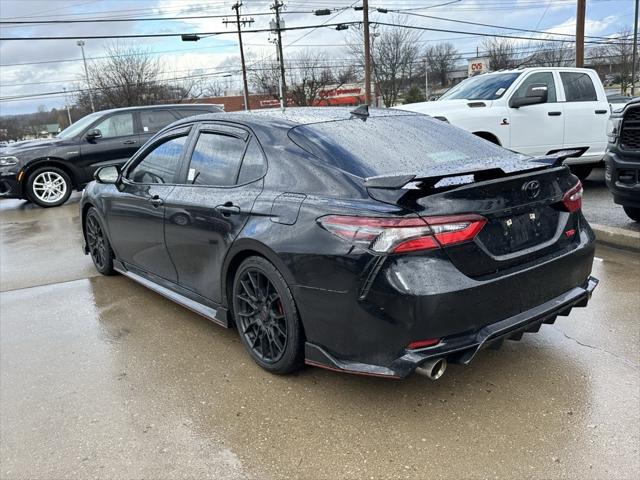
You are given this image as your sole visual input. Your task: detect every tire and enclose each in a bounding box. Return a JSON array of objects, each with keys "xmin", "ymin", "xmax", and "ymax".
[
  {"xmin": 84, "ymin": 207, "xmax": 116, "ymax": 275},
  {"xmin": 569, "ymin": 165, "xmax": 593, "ymax": 181},
  {"xmin": 232, "ymin": 256, "xmax": 304, "ymax": 374},
  {"xmin": 26, "ymin": 166, "xmax": 72, "ymax": 208},
  {"xmin": 623, "ymin": 206, "xmax": 640, "ymax": 222}
]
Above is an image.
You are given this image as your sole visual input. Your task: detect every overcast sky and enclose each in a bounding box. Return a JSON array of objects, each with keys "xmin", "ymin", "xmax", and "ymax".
[{"xmin": 0, "ymin": 0, "xmax": 635, "ymax": 116}]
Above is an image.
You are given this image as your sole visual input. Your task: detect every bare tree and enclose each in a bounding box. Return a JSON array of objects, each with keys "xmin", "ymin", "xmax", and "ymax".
[
  {"xmin": 528, "ymin": 41, "xmax": 574, "ymax": 67},
  {"xmin": 348, "ymin": 20, "xmax": 421, "ymax": 107},
  {"xmin": 250, "ymin": 57, "xmax": 281, "ymax": 100},
  {"xmin": 286, "ymin": 50, "xmax": 341, "ymax": 106},
  {"xmin": 78, "ymin": 43, "xmax": 191, "ymax": 109},
  {"xmin": 424, "ymin": 42, "xmax": 461, "ymax": 87},
  {"xmin": 481, "ymin": 38, "xmax": 519, "ymax": 70},
  {"xmin": 607, "ymin": 28, "xmax": 637, "ymax": 94},
  {"xmin": 203, "ymin": 80, "xmax": 225, "ymax": 97}
]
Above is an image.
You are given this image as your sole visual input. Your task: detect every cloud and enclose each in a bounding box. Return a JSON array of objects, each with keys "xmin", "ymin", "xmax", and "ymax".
[{"xmin": 0, "ymin": 0, "xmax": 635, "ymax": 115}]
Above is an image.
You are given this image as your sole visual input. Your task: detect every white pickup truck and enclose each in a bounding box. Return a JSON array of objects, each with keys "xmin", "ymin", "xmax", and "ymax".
[{"xmin": 398, "ymin": 67, "xmax": 610, "ymax": 179}]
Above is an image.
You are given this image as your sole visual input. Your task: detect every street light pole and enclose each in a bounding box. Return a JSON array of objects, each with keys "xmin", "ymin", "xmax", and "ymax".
[{"xmin": 76, "ymin": 40, "xmax": 95, "ymax": 112}]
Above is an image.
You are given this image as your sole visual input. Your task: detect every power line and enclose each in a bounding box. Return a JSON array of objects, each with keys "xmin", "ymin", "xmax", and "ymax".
[
  {"xmin": 0, "ymin": 9, "xmax": 319, "ymax": 25},
  {"xmin": 369, "ymin": 21, "xmax": 631, "ymax": 46},
  {"xmin": 386, "ymin": 9, "xmax": 629, "ymax": 43},
  {"xmin": 0, "ymin": 21, "xmax": 362, "ymax": 41}
]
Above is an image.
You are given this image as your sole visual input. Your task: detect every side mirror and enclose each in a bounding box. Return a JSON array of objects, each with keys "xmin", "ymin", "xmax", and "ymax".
[
  {"xmin": 509, "ymin": 83, "xmax": 548, "ymax": 108},
  {"xmin": 86, "ymin": 128, "xmax": 102, "ymax": 141},
  {"xmin": 94, "ymin": 165, "xmax": 121, "ymax": 184}
]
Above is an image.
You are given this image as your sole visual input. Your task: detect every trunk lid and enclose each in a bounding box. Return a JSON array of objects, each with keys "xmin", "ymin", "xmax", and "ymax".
[{"xmin": 367, "ymin": 165, "xmax": 580, "ymax": 278}]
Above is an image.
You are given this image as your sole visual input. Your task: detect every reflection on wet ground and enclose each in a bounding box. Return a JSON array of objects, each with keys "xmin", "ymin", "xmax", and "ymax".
[{"xmin": 0, "ymin": 196, "xmax": 638, "ymax": 479}]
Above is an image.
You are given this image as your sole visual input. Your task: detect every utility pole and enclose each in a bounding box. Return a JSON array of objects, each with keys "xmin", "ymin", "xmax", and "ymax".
[
  {"xmin": 76, "ymin": 40, "xmax": 95, "ymax": 112},
  {"xmin": 224, "ymin": 3, "xmax": 254, "ymax": 111},
  {"xmin": 363, "ymin": 0, "xmax": 372, "ymax": 105},
  {"xmin": 575, "ymin": 0, "xmax": 586, "ymax": 68},
  {"xmin": 63, "ymin": 87, "xmax": 72, "ymax": 125},
  {"xmin": 271, "ymin": 1, "xmax": 287, "ymax": 106},
  {"xmin": 424, "ymin": 58, "xmax": 429, "ymax": 99},
  {"xmin": 632, "ymin": 0, "xmax": 639, "ymax": 95}
]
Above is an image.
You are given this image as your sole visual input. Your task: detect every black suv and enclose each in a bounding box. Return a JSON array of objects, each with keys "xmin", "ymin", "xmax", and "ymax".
[
  {"xmin": 0, "ymin": 104, "xmax": 221, "ymax": 207},
  {"xmin": 605, "ymin": 99, "xmax": 640, "ymax": 221}
]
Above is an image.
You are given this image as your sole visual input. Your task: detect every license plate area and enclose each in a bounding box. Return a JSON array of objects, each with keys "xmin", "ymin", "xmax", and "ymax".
[{"xmin": 479, "ymin": 207, "xmax": 559, "ymax": 255}]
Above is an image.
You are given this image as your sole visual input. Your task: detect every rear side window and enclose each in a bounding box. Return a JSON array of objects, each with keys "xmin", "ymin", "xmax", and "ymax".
[
  {"xmin": 128, "ymin": 135, "xmax": 188, "ymax": 184},
  {"xmin": 561, "ymin": 72, "xmax": 597, "ymax": 102},
  {"xmin": 187, "ymin": 132, "xmax": 246, "ymax": 186},
  {"xmin": 289, "ymin": 115, "xmax": 519, "ymax": 178},
  {"xmin": 237, "ymin": 138, "xmax": 266, "ymax": 184},
  {"xmin": 93, "ymin": 113, "xmax": 134, "ymax": 138},
  {"xmin": 140, "ymin": 110, "xmax": 177, "ymax": 133}
]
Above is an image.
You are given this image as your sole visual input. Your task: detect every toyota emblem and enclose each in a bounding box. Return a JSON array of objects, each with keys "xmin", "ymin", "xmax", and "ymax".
[{"xmin": 522, "ymin": 180, "xmax": 541, "ymax": 199}]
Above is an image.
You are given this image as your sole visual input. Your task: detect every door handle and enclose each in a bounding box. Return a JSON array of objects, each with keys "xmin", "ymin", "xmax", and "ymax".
[
  {"xmin": 548, "ymin": 111, "xmax": 562, "ymax": 116},
  {"xmin": 123, "ymin": 139, "xmax": 137, "ymax": 145},
  {"xmin": 215, "ymin": 202, "xmax": 240, "ymax": 216},
  {"xmin": 149, "ymin": 195, "xmax": 164, "ymax": 208},
  {"xmin": 595, "ymin": 109, "xmax": 608, "ymax": 114}
]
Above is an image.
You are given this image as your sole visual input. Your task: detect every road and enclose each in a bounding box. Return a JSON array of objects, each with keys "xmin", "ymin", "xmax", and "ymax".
[{"xmin": 1, "ymin": 195, "xmax": 639, "ymax": 480}]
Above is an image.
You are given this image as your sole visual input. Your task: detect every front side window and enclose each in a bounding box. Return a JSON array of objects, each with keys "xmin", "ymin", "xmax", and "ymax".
[
  {"xmin": 128, "ymin": 135, "xmax": 187, "ymax": 184},
  {"xmin": 512, "ymin": 72, "xmax": 557, "ymax": 103},
  {"xmin": 186, "ymin": 132, "xmax": 246, "ymax": 186},
  {"xmin": 561, "ymin": 72, "xmax": 597, "ymax": 102},
  {"xmin": 56, "ymin": 111, "xmax": 102, "ymax": 139},
  {"xmin": 93, "ymin": 113, "xmax": 134, "ymax": 138},
  {"xmin": 140, "ymin": 110, "xmax": 177, "ymax": 133}
]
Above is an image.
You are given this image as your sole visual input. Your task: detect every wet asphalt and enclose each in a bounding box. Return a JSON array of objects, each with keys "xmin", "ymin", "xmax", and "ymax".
[{"xmin": 0, "ymin": 194, "xmax": 639, "ymax": 480}]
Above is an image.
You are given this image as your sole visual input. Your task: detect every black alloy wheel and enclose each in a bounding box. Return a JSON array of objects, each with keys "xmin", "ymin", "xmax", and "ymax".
[
  {"xmin": 232, "ymin": 256, "xmax": 303, "ymax": 374},
  {"xmin": 85, "ymin": 208, "xmax": 115, "ymax": 275}
]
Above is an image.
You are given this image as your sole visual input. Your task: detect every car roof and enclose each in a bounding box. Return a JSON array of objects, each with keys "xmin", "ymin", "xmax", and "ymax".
[
  {"xmin": 95, "ymin": 103, "xmax": 220, "ymax": 116},
  {"xmin": 481, "ymin": 67, "xmax": 597, "ymax": 75},
  {"xmin": 171, "ymin": 106, "xmax": 420, "ymax": 130}
]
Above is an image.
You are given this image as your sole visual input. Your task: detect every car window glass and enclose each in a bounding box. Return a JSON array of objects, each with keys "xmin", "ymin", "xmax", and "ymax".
[
  {"xmin": 186, "ymin": 132, "xmax": 246, "ymax": 186},
  {"xmin": 439, "ymin": 72, "xmax": 521, "ymax": 100},
  {"xmin": 290, "ymin": 115, "xmax": 522, "ymax": 178},
  {"xmin": 237, "ymin": 138, "xmax": 266, "ymax": 184},
  {"xmin": 560, "ymin": 72, "xmax": 597, "ymax": 102},
  {"xmin": 512, "ymin": 72, "xmax": 556, "ymax": 103},
  {"xmin": 128, "ymin": 135, "xmax": 187, "ymax": 184},
  {"xmin": 93, "ymin": 113, "xmax": 134, "ymax": 138},
  {"xmin": 140, "ymin": 110, "xmax": 177, "ymax": 133}
]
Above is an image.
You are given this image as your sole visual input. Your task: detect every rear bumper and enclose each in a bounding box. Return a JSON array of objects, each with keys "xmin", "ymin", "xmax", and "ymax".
[
  {"xmin": 305, "ymin": 276, "xmax": 598, "ymax": 378},
  {"xmin": 604, "ymin": 151, "xmax": 640, "ymax": 208}
]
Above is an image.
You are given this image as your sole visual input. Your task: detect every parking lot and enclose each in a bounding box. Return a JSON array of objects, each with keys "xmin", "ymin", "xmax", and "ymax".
[{"xmin": 1, "ymin": 174, "xmax": 638, "ymax": 480}]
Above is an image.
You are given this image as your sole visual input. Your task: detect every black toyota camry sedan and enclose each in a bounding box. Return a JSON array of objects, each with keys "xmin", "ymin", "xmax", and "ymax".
[{"xmin": 81, "ymin": 107, "xmax": 598, "ymax": 379}]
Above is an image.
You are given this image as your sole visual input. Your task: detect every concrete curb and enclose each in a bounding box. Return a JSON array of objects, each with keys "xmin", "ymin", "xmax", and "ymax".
[{"xmin": 590, "ymin": 223, "xmax": 640, "ymax": 252}]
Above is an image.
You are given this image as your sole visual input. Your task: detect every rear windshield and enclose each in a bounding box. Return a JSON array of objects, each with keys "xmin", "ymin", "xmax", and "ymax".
[{"xmin": 289, "ymin": 114, "xmax": 522, "ymax": 178}]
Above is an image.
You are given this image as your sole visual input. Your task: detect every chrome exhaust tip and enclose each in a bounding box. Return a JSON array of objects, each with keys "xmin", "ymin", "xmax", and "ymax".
[{"xmin": 415, "ymin": 358, "xmax": 447, "ymax": 380}]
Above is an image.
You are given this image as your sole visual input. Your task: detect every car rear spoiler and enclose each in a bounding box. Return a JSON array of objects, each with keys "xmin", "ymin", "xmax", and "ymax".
[{"xmin": 363, "ymin": 149, "xmax": 585, "ymax": 190}]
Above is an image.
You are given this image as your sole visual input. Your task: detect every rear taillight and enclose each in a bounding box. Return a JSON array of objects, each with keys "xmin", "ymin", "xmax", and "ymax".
[
  {"xmin": 562, "ymin": 181, "xmax": 583, "ymax": 213},
  {"xmin": 318, "ymin": 214, "xmax": 486, "ymax": 253}
]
